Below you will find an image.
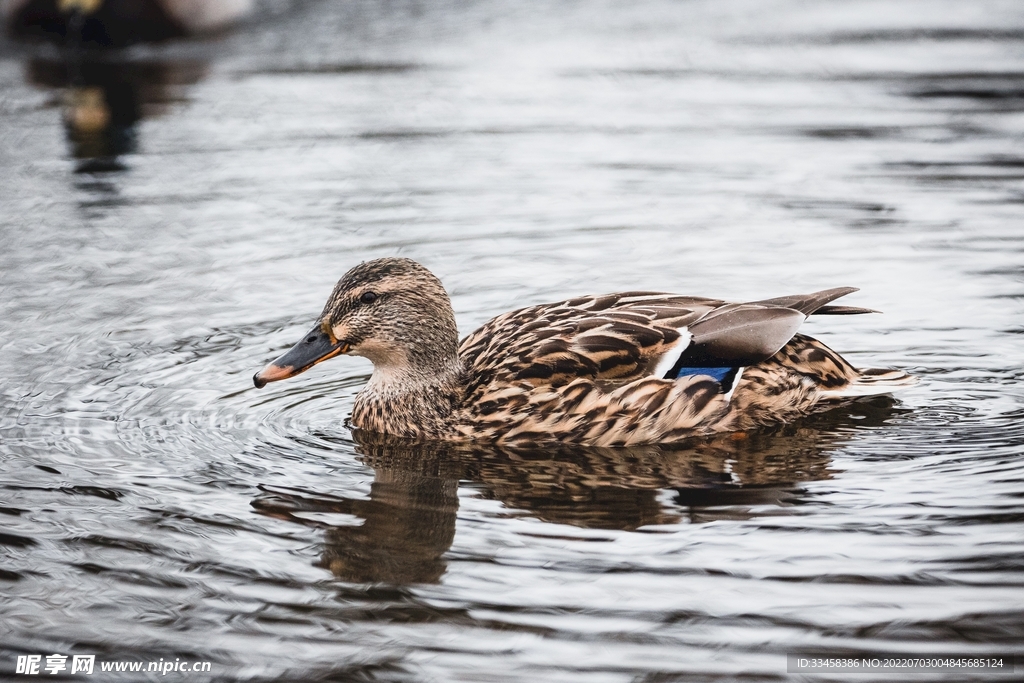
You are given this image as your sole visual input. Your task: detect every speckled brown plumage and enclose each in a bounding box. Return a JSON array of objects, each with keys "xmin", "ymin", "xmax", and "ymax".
[{"xmin": 254, "ymin": 258, "xmax": 915, "ymax": 445}]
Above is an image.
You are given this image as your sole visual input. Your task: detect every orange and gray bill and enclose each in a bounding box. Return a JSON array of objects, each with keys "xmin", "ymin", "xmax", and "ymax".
[{"xmin": 253, "ymin": 324, "xmax": 348, "ymax": 388}]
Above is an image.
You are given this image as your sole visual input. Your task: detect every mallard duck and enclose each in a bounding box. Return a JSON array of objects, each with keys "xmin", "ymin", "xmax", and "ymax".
[{"xmin": 253, "ymin": 258, "xmax": 914, "ymax": 446}]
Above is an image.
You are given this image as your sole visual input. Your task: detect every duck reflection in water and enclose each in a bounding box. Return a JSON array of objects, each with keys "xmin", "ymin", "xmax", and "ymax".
[
  {"xmin": 253, "ymin": 453, "xmax": 461, "ymax": 585},
  {"xmin": 26, "ymin": 57, "xmax": 206, "ymax": 171},
  {"xmin": 252, "ymin": 399, "xmax": 903, "ymax": 584}
]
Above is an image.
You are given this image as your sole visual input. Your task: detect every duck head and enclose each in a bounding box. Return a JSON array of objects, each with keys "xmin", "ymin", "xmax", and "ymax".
[{"xmin": 254, "ymin": 258, "xmax": 460, "ymax": 389}]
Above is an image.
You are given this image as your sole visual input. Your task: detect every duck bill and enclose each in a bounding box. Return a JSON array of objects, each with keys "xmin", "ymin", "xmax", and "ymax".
[{"xmin": 253, "ymin": 324, "xmax": 349, "ymax": 388}]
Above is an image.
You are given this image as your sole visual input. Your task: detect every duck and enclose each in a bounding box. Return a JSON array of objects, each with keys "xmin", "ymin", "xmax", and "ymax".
[
  {"xmin": 253, "ymin": 258, "xmax": 914, "ymax": 447},
  {"xmin": 5, "ymin": 0, "xmax": 252, "ymax": 47}
]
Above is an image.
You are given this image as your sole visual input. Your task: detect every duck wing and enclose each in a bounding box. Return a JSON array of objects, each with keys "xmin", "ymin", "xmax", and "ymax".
[{"xmin": 459, "ymin": 288, "xmax": 867, "ymax": 391}]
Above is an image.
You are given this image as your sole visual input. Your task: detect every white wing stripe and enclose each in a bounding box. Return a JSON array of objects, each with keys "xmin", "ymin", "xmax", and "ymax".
[
  {"xmin": 723, "ymin": 367, "xmax": 745, "ymax": 403},
  {"xmin": 651, "ymin": 327, "xmax": 692, "ymax": 379}
]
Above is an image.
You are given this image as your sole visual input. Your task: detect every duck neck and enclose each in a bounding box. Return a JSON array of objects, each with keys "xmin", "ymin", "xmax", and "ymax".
[{"xmin": 352, "ymin": 354, "xmax": 464, "ymax": 440}]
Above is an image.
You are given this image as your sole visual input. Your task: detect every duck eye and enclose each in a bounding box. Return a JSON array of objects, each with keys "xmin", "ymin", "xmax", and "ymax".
[{"xmin": 360, "ymin": 291, "xmax": 378, "ymax": 304}]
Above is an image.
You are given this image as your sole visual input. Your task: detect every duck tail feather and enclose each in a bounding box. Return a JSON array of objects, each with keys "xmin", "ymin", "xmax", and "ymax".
[
  {"xmin": 818, "ymin": 367, "xmax": 918, "ymax": 399},
  {"xmin": 813, "ymin": 304, "xmax": 879, "ymax": 315},
  {"xmin": 752, "ymin": 287, "xmax": 860, "ymax": 316}
]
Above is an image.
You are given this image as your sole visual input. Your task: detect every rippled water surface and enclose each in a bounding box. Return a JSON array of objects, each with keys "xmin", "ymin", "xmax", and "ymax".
[{"xmin": 2, "ymin": 0, "xmax": 1024, "ymax": 680}]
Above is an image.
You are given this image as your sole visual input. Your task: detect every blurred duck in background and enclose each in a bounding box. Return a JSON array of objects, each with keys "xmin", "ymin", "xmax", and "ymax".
[
  {"xmin": 3, "ymin": 0, "xmax": 252, "ymax": 47},
  {"xmin": 4, "ymin": 0, "xmax": 251, "ymax": 170}
]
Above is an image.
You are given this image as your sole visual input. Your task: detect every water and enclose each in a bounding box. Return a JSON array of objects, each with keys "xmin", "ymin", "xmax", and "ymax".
[{"xmin": 2, "ymin": 0, "xmax": 1023, "ymax": 680}]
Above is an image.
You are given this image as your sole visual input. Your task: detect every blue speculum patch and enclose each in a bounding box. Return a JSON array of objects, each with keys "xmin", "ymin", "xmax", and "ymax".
[{"xmin": 669, "ymin": 366, "xmax": 733, "ymax": 382}]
